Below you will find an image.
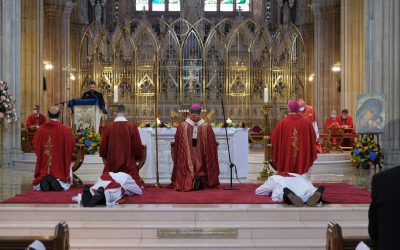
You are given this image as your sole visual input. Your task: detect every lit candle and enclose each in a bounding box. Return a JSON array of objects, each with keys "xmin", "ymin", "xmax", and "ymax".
[
  {"xmin": 113, "ymin": 85, "xmax": 118, "ymax": 103},
  {"xmin": 263, "ymin": 87, "xmax": 269, "ymax": 103}
]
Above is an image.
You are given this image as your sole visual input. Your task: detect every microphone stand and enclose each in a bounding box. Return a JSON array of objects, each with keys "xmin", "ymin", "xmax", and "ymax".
[{"xmin": 218, "ymin": 84, "xmax": 240, "ymax": 191}]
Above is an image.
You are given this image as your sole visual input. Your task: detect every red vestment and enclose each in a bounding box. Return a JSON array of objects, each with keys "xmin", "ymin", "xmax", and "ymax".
[
  {"xmin": 99, "ymin": 120, "xmax": 143, "ymax": 186},
  {"xmin": 299, "ymin": 105, "xmax": 317, "ymax": 122},
  {"xmin": 270, "ymin": 113, "xmax": 317, "ymax": 174},
  {"xmin": 336, "ymin": 115, "xmax": 355, "ymax": 147},
  {"xmin": 324, "ymin": 118, "xmax": 340, "ymax": 131},
  {"xmin": 32, "ymin": 120, "xmax": 76, "ymax": 186},
  {"xmin": 336, "ymin": 115, "xmax": 354, "ymax": 128},
  {"xmin": 26, "ymin": 114, "xmax": 46, "ymax": 129},
  {"xmin": 171, "ymin": 115, "xmax": 220, "ymax": 191}
]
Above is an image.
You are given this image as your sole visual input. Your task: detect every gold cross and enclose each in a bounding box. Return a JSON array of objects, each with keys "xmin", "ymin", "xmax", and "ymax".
[{"xmin": 44, "ymin": 136, "xmax": 53, "ymax": 174}]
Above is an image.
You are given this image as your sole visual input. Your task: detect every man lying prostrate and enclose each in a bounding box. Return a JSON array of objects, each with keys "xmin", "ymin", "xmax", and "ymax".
[
  {"xmin": 74, "ymin": 172, "xmax": 142, "ymax": 207},
  {"xmin": 256, "ymin": 173, "xmax": 324, "ymax": 207}
]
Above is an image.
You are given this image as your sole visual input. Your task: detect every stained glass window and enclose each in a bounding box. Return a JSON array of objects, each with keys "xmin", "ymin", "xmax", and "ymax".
[
  {"xmin": 204, "ymin": 0, "xmax": 217, "ymax": 11},
  {"xmin": 136, "ymin": 0, "xmax": 149, "ymax": 11},
  {"xmin": 152, "ymin": 0, "xmax": 165, "ymax": 11},
  {"xmin": 236, "ymin": 0, "xmax": 250, "ymax": 12},
  {"xmin": 220, "ymin": 0, "xmax": 234, "ymax": 11},
  {"xmin": 169, "ymin": 0, "xmax": 180, "ymax": 11}
]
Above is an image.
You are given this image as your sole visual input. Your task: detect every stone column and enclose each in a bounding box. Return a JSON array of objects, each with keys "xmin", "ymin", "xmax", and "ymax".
[
  {"xmin": 0, "ymin": 0, "xmax": 22, "ymax": 167},
  {"xmin": 312, "ymin": 0, "xmax": 341, "ymax": 126},
  {"xmin": 340, "ymin": 0, "xmax": 364, "ymax": 118},
  {"xmin": 43, "ymin": 0, "xmax": 74, "ymax": 124},
  {"xmin": 21, "ymin": 0, "xmax": 44, "ymax": 124},
  {"xmin": 364, "ymin": 0, "xmax": 400, "ymax": 167}
]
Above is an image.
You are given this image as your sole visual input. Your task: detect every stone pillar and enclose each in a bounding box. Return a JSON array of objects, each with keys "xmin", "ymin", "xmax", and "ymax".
[
  {"xmin": 364, "ymin": 0, "xmax": 400, "ymax": 167},
  {"xmin": 0, "ymin": 0, "xmax": 22, "ymax": 167},
  {"xmin": 21, "ymin": 0, "xmax": 44, "ymax": 124},
  {"xmin": 312, "ymin": 0, "xmax": 341, "ymax": 126},
  {"xmin": 43, "ymin": 0, "xmax": 74, "ymax": 124},
  {"xmin": 340, "ymin": 0, "xmax": 364, "ymax": 118}
]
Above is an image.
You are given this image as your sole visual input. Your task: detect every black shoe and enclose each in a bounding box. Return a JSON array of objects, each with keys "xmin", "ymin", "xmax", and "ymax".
[
  {"xmin": 81, "ymin": 185, "xmax": 92, "ymax": 207},
  {"xmin": 306, "ymin": 186, "xmax": 325, "ymax": 206},
  {"xmin": 50, "ymin": 179, "xmax": 63, "ymax": 191},
  {"xmin": 283, "ymin": 187, "xmax": 304, "ymax": 207},
  {"xmin": 88, "ymin": 187, "xmax": 105, "ymax": 207},
  {"xmin": 40, "ymin": 177, "xmax": 51, "ymax": 192}
]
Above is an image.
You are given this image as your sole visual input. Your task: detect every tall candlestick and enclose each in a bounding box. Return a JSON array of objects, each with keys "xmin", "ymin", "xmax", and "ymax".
[
  {"xmin": 113, "ymin": 85, "xmax": 118, "ymax": 103},
  {"xmin": 264, "ymin": 87, "xmax": 269, "ymax": 103}
]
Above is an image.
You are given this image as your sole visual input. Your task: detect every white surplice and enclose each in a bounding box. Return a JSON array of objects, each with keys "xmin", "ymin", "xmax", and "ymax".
[{"xmin": 255, "ymin": 173, "xmax": 317, "ymax": 202}]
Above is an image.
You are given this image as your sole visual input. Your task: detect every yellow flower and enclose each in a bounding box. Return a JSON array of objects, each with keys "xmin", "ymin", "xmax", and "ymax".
[
  {"xmin": 356, "ymin": 144, "xmax": 360, "ymax": 147},
  {"xmin": 91, "ymin": 143, "xmax": 96, "ymax": 147},
  {"xmin": 364, "ymin": 146, "xmax": 369, "ymax": 150},
  {"xmin": 78, "ymin": 139, "xmax": 83, "ymax": 144}
]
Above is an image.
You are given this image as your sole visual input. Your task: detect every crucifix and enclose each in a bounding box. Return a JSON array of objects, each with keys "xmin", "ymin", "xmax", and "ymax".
[{"xmin": 44, "ymin": 136, "xmax": 54, "ymax": 175}]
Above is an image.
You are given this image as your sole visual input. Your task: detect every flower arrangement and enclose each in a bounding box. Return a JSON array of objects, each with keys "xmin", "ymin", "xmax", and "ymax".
[
  {"xmin": 351, "ymin": 135, "xmax": 384, "ymax": 168},
  {"xmin": 0, "ymin": 80, "xmax": 17, "ymax": 123},
  {"xmin": 74, "ymin": 127, "xmax": 101, "ymax": 154}
]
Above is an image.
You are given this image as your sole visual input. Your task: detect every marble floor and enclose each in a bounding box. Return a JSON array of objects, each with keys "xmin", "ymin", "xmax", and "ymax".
[{"xmin": 0, "ymin": 148, "xmax": 380, "ymax": 201}]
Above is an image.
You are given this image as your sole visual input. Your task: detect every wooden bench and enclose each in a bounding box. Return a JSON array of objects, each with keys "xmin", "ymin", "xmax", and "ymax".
[
  {"xmin": 326, "ymin": 221, "xmax": 374, "ymax": 250},
  {"xmin": 0, "ymin": 221, "xmax": 69, "ymax": 250}
]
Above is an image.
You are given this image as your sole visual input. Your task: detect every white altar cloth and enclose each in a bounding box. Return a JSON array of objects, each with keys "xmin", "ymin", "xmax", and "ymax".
[{"xmin": 138, "ymin": 128, "xmax": 249, "ymax": 179}]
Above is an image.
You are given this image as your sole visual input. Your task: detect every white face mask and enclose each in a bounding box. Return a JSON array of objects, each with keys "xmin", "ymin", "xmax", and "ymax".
[
  {"xmin": 33, "ymin": 110, "xmax": 38, "ymax": 115},
  {"xmin": 330, "ymin": 114, "xmax": 336, "ymax": 119},
  {"xmin": 299, "ymin": 107, "xmax": 305, "ymax": 112},
  {"xmin": 342, "ymin": 115, "xmax": 347, "ymax": 119}
]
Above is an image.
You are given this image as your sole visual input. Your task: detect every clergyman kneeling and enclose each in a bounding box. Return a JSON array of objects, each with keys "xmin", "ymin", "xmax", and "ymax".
[
  {"xmin": 256, "ymin": 173, "xmax": 325, "ymax": 207},
  {"xmin": 74, "ymin": 172, "xmax": 142, "ymax": 207}
]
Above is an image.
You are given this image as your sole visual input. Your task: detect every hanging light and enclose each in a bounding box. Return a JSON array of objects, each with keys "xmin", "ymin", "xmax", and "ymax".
[
  {"xmin": 331, "ymin": 62, "xmax": 341, "ymax": 72},
  {"xmin": 43, "ymin": 61, "xmax": 53, "ymax": 70},
  {"xmin": 69, "ymin": 73, "xmax": 76, "ymax": 81}
]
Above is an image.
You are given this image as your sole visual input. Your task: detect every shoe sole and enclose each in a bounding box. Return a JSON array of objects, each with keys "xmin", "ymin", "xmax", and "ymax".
[
  {"xmin": 286, "ymin": 193, "xmax": 304, "ymax": 207},
  {"xmin": 306, "ymin": 192, "xmax": 322, "ymax": 206}
]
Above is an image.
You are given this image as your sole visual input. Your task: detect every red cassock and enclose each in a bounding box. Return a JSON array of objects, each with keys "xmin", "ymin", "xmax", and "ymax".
[
  {"xmin": 171, "ymin": 115, "xmax": 220, "ymax": 191},
  {"xmin": 324, "ymin": 118, "xmax": 340, "ymax": 130},
  {"xmin": 26, "ymin": 114, "xmax": 46, "ymax": 129},
  {"xmin": 299, "ymin": 105, "xmax": 317, "ymax": 123},
  {"xmin": 100, "ymin": 121, "xmax": 143, "ymax": 186},
  {"xmin": 32, "ymin": 121, "xmax": 76, "ymax": 186},
  {"xmin": 270, "ymin": 113, "xmax": 317, "ymax": 174}
]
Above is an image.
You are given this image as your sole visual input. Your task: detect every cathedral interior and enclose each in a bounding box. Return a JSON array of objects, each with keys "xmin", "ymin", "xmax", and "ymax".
[{"xmin": 0, "ymin": 0, "xmax": 399, "ymax": 166}]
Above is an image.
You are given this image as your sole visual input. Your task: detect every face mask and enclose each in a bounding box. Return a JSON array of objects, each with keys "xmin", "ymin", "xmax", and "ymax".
[
  {"xmin": 342, "ymin": 115, "xmax": 347, "ymax": 119},
  {"xmin": 33, "ymin": 110, "xmax": 38, "ymax": 115},
  {"xmin": 299, "ymin": 107, "xmax": 305, "ymax": 112},
  {"xmin": 330, "ymin": 115, "xmax": 336, "ymax": 119}
]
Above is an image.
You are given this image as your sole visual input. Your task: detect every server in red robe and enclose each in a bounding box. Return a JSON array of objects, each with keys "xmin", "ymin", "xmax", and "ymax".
[
  {"xmin": 270, "ymin": 100, "xmax": 317, "ymax": 175},
  {"xmin": 324, "ymin": 110, "xmax": 340, "ymax": 144},
  {"xmin": 171, "ymin": 103, "xmax": 220, "ymax": 191},
  {"xmin": 298, "ymin": 99, "xmax": 319, "ymax": 139},
  {"xmin": 336, "ymin": 109, "xmax": 355, "ymax": 147},
  {"xmin": 99, "ymin": 104, "xmax": 143, "ymax": 187},
  {"xmin": 26, "ymin": 105, "xmax": 46, "ymax": 131},
  {"xmin": 32, "ymin": 106, "xmax": 76, "ymax": 191}
]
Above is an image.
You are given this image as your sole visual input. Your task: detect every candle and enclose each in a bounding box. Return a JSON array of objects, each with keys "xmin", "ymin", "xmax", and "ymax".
[
  {"xmin": 113, "ymin": 85, "xmax": 118, "ymax": 103},
  {"xmin": 263, "ymin": 87, "xmax": 269, "ymax": 103}
]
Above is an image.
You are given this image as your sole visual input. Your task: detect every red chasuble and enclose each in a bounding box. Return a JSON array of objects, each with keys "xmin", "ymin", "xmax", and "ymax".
[
  {"xmin": 299, "ymin": 105, "xmax": 317, "ymax": 123},
  {"xmin": 171, "ymin": 115, "xmax": 220, "ymax": 191},
  {"xmin": 26, "ymin": 114, "xmax": 46, "ymax": 129},
  {"xmin": 32, "ymin": 120, "xmax": 76, "ymax": 186},
  {"xmin": 270, "ymin": 113, "xmax": 317, "ymax": 174},
  {"xmin": 99, "ymin": 121, "xmax": 143, "ymax": 186}
]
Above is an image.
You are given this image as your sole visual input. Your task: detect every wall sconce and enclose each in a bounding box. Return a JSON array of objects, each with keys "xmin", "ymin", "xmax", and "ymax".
[
  {"xmin": 331, "ymin": 62, "xmax": 341, "ymax": 72},
  {"xmin": 308, "ymin": 73, "xmax": 315, "ymax": 82},
  {"xmin": 43, "ymin": 61, "xmax": 53, "ymax": 70}
]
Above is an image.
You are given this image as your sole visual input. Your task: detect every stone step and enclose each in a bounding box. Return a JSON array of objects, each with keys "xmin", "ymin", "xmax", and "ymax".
[
  {"xmin": 0, "ymin": 220, "xmax": 368, "ymax": 240},
  {"xmin": 70, "ymin": 238, "xmax": 326, "ymax": 250},
  {"xmin": 0, "ymin": 205, "xmax": 369, "ymax": 222}
]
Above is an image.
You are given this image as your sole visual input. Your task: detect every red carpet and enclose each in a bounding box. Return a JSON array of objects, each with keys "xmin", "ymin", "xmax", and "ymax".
[{"xmin": 1, "ymin": 183, "xmax": 371, "ymax": 204}]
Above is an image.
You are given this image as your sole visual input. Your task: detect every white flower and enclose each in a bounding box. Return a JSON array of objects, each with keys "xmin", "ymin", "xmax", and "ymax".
[{"xmin": 226, "ymin": 118, "xmax": 232, "ymax": 124}]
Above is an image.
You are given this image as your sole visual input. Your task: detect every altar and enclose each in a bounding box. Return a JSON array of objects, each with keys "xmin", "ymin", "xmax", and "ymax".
[{"xmin": 138, "ymin": 128, "xmax": 249, "ymax": 179}]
